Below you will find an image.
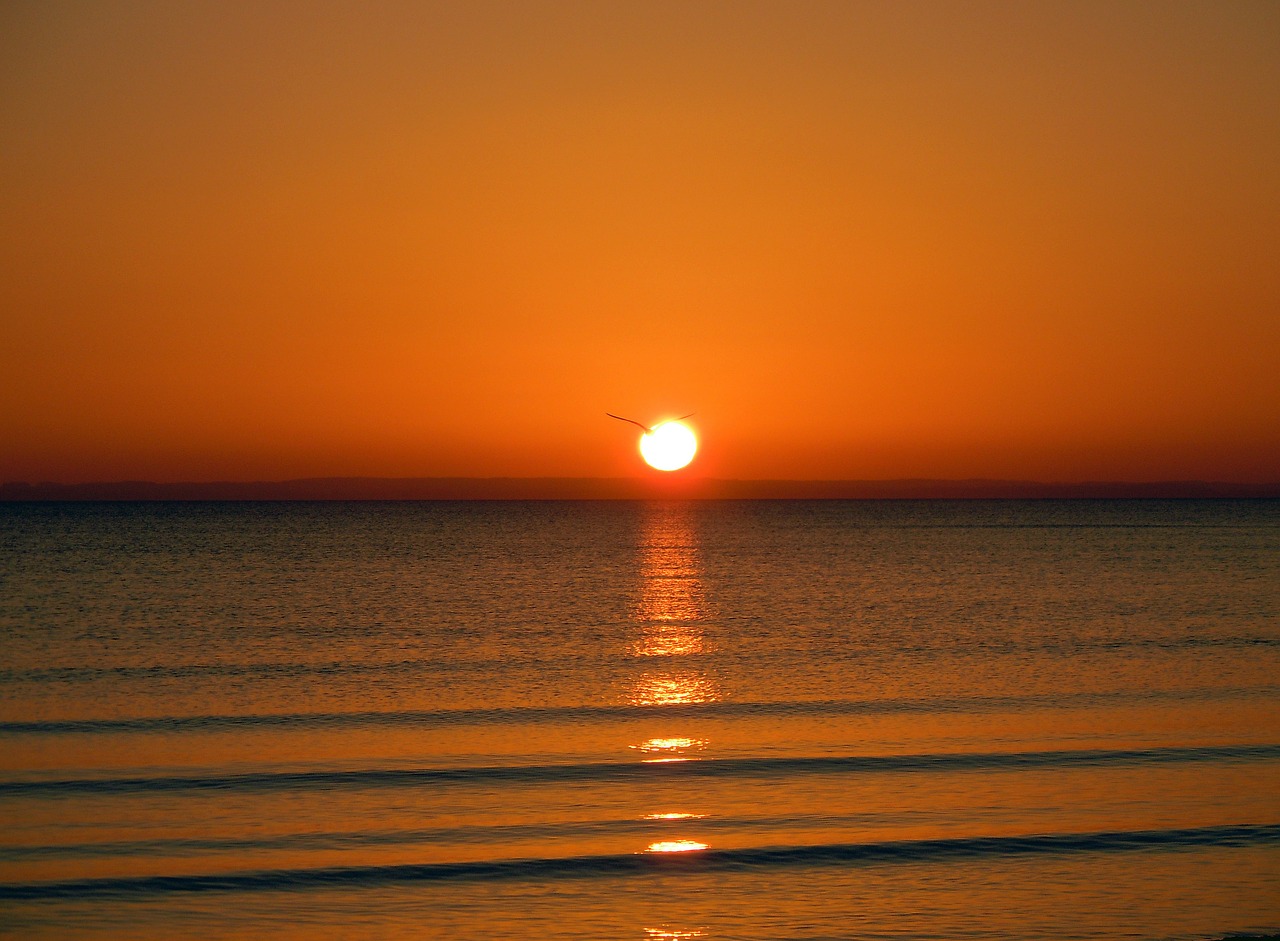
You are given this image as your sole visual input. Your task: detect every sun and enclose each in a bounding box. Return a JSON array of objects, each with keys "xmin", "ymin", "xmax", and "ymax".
[{"xmin": 639, "ymin": 421, "xmax": 697, "ymax": 471}]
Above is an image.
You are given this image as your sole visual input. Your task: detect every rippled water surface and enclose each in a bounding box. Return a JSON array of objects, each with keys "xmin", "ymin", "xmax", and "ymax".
[{"xmin": 1, "ymin": 500, "xmax": 1277, "ymax": 939}]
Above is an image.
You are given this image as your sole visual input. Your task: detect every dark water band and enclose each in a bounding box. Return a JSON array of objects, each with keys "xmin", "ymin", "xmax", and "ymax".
[
  {"xmin": 2, "ymin": 823, "xmax": 1277, "ymax": 900},
  {"xmin": 1, "ymin": 683, "xmax": 1273, "ymax": 735},
  {"xmin": 2, "ymin": 634, "xmax": 1276, "ymax": 689},
  {"xmin": 2, "ymin": 743, "xmax": 1277, "ymax": 796}
]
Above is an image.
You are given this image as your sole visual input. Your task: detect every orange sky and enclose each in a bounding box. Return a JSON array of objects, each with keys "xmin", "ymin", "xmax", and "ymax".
[{"xmin": 2, "ymin": 2, "xmax": 1277, "ymax": 484}]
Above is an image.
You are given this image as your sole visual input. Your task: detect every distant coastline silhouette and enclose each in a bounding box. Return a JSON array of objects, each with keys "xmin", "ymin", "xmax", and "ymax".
[{"xmin": 2, "ymin": 477, "xmax": 1274, "ymax": 501}]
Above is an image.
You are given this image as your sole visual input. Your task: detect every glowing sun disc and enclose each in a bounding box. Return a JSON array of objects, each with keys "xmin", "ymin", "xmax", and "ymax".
[{"xmin": 640, "ymin": 421, "xmax": 697, "ymax": 471}]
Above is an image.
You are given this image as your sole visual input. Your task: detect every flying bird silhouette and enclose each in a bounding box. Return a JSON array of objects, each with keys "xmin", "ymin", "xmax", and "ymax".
[{"xmin": 607, "ymin": 412, "xmax": 694, "ymax": 433}]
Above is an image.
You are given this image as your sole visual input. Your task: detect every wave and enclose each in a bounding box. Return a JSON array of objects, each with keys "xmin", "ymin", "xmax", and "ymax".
[
  {"xmin": 3, "ymin": 743, "xmax": 1276, "ymax": 796},
  {"xmin": 1, "ymin": 822, "xmax": 1276, "ymax": 900},
  {"xmin": 0, "ymin": 812, "xmax": 911, "ymax": 861},
  {"xmin": 1, "ymin": 685, "xmax": 1272, "ymax": 736},
  {"xmin": 0, "ymin": 657, "xmax": 440, "ymax": 685},
  {"xmin": 2, "ymin": 633, "xmax": 1275, "ymax": 687}
]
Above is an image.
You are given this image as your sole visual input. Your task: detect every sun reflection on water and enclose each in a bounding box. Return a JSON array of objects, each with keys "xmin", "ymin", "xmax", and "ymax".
[
  {"xmin": 644, "ymin": 928, "xmax": 707, "ymax": 939},
  {"xmin": 632, "ymin": 735, "xmax": 707, "ymax": 762},
  {"xmin": 635, "ymin": 542, "xmax": 707, "ymax": 626},
  {"xmin": 631, "ymin": 622, "xmax": 705, "ymax": 657},
  {"xmin": 628, "ymin": 508, "xmax": 717, "ymax": 848},
  {"xmin": 631, "ymin": 736, "xmax": 707, "ymax": 753},
  {"xmin": 645, "ymin": 840, "xmax": 709, "ymax": 853},
  {"xmin": 626, "ymin": 507, "xmax": 720, "ymax": 705},
  {"xmin": 629, "ymin": 671, "xmax": 718, "ymax": 706}
]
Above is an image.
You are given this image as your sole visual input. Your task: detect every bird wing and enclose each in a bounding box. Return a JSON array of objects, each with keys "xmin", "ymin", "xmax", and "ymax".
[{"xmin": 606, "ymin": 413, "xmax": 652, "ymax": 433}]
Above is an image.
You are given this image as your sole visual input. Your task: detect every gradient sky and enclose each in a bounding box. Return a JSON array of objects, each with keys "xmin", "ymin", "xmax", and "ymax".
[{"xmin": 3, "ymin": 1, "xmax": 1277, "ymax": 483}]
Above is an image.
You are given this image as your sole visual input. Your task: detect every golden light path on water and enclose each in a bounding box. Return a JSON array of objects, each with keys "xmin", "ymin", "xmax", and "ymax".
[
  {"xmin": 627, "ymin": 506, "xmax": 718, "ymax": 868},
  {"xmin": 628, "ymin": 506, "xmax": 718, "ymax": 706}
]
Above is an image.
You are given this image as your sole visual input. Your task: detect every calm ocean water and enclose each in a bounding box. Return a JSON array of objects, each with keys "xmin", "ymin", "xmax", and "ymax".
[{"xmin": 0, "ymin": 499, "xmax": 1277, "ymax": 940}]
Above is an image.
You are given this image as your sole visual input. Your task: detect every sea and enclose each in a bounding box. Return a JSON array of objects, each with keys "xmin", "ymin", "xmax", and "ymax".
[{"xmin": 0, "ymin": 499, "xmax": 1276, "ymax": 940}]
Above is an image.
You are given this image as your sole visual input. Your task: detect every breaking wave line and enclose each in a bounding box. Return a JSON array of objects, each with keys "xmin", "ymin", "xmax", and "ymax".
[{"xmin": 1, "ymin": 823, "xmax": 1276, "ymax": 900}]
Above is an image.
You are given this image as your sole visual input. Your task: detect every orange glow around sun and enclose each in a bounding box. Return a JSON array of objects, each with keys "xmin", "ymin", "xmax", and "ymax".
[{"xmin": 1, "ymin": 5, "xmax": 1277, "ymax": 488}]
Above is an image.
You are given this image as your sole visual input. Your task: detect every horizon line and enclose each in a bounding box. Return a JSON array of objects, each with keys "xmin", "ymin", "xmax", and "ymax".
[{"xmin": 3, "ymin": 476, "xmax": 1277, "ymax": 501}]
